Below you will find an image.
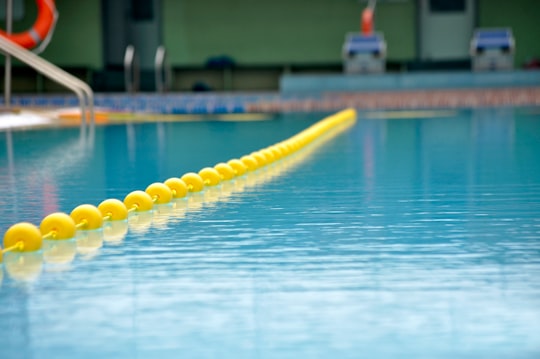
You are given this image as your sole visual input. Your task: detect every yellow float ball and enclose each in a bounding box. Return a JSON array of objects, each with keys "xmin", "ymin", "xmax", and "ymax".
[
  {"xmin": 70, "ymin": 204, "xmax": 103, "ymax": 230},
  {"xmin": 98, "ymin": 199, "xmax": 128, "ymax": 221},
  {"xmin": 199, "ymin": 167, "xmax": 221, "ymax": 186},
  {"xmin": 268, "ymin": 146, "xmax": 283, "ymax": 159},
  {"xmin": 3, "ymin": 222, "xmax": 42, "ymax": 252},
  {"xmin": 285, "ymin": 142, "xmax": 295, "ymax": 153},
  {"xmin": 241, "ymin": 155, "xmax": 259, "ymax": 171},
  {"xmin": 124, "ymin": 190, "xmax": 154, "ymax": 212},
  {"xmin": 214, "ymin": 162, "xmax": 236, "ymax": 181},
  {"xmin": 260, "ymin": 149, "xmax": 275, "ymax": 164},
  {"xmin": 181, "ymin": 172, "xmax": 204, "ymax": 192},
  {"xmin": 250, "ymin": 152, "xmax": 267, "ymax": 167},
  {"xmin": 277, "ymin": 143, "xmax": 290, "ymax": 157},
  {"xmin": 146, "ymin": 182, "xmax": 173, "ymax": 204},
  {"xmin": 227, "ymin": 159, "xmax": 247, "ymax": 176},
  {"xmin": 40, "ymin": 213, "xmax": 76, "ymax": 240},
  {"xmin": 164, "ymin": 177, "xmax": 188, "ymax": 198}
]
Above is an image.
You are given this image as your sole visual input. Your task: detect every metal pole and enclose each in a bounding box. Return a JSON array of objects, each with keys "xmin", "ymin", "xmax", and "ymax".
[
  {"xmin": 124, "ymin": 45, "xmax": 137, "ymax": 93},
  {"xmin": 4, "ymin": 0, "xmax": 13, "ymax": 108}
]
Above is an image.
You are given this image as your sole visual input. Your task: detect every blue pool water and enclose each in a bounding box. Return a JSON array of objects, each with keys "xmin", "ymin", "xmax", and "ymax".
[{"xmin": 0, "ymin": 108, "xmax": 539, "ymax": 358}]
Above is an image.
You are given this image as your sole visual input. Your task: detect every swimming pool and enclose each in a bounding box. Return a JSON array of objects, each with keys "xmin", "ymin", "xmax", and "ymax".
[{"xmin": 1, "ymin": 107, "xmax": 539, "ymax": 358}]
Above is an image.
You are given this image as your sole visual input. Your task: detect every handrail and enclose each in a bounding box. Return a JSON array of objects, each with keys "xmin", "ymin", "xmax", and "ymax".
[
  {"xmin": 124, "ymin": 45, "xmax": 139, "ymax": 93},
  {"xmin": 154, "ymin": 45, "xmax": 172, "ymax": 93},
  {"xmin": 4, "ymin": 0, "xmax": 13, "ymax": 108},
  {"xmin": 0, "ymin": 35, "xmax": 94, "ymax": 125}
]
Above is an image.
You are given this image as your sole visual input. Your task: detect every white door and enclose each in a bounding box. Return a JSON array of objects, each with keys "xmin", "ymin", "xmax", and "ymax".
[{"xmin": 420, "ymin": 0, "xmax": 475, "ymax": 61}]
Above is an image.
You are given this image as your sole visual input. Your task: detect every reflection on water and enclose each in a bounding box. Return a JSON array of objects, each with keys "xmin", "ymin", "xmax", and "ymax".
[{"xmin": 0, "ymin": 109, "xmax": 539, "ymax": 358}]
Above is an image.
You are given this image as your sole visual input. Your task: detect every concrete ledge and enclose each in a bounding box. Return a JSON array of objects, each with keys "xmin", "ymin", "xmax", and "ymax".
[{"xmin": 280, "ymin": 70, "xmax": 540, "ymax": 93}]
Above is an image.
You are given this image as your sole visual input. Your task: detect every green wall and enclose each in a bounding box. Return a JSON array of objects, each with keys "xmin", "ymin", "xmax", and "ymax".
[
  {"xmin": 376, "ymin": 1, "xmax": 416, "ymax": 62},
  {"xmin": 3, "ymin": 0, "xmax": 540, "ymax": 71},
  {"xmin": 163, "ymin": 0, "xmax": 416, "ymax": 66},
  {"xmin": 7, "ymin": 0, "xmax": 102, "ymax": 69},
  {"xmin": 478, "ymin": 0, "xmax": 540, "ymax": 68}
]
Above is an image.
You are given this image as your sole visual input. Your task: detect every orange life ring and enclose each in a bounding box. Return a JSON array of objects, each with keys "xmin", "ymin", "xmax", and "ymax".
[
  {"xmin": 0, "ymin": 0, "xmax": 56, "ymax": 49},
  {"xmin": 361, "ymin": 8, "xmax": 374, "ymax": 35}
]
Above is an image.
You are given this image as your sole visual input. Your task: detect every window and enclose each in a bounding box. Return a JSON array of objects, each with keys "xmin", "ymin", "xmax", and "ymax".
[{"xmin": 430, "ymin": 0, "xmax": 466, "ymax": 13}]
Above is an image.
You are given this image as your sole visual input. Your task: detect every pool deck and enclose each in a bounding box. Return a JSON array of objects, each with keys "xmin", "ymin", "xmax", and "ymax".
[
  {"xmin": 1, "ymin": 70, "xmax": 539, "ymax": 130},
  {"xmin": 280, "ymin": 69, "xmax": 540, "ymax": 93}
]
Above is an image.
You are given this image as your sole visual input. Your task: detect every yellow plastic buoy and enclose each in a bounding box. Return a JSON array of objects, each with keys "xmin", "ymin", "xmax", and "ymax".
[
  {"xmin": 288, "ymin": 141, "xmax": 299, "ymax": 152},
  {"xmin": 199, "ymin": 167, "xmax": 221, "ymax": 186},
  {"xmin": 164, "ymin": 177, "xmax": 188, "ymax": 198},
  {"xmin": 214, "ymin": 162, "xmax": 236, "ymax": 181},
  {"xmin": 98, "ymin": 199, "xmax": 128, "ymax": 221},
  {"xmin": 250, "ymin": 151, "xmax": 267, "ymax": 167},
  {"xmin": 260, "ymin": 149, "xmax": 276, "ymax": 163},
  {"xmin": 181, "ymin": 172, "xmax": 204, "ymax": 192},
  {"xmin": 146, "ymin": 182, "xmax": 173, "ymax": 204},
  {"xmin": 3, "ymin": 222, "xmax": 42, "ymax": 252},
  {"xmin": 70, "ymin": 204, "xmax": 103, "ymax": 230},
  {"xmin": 268, "ymin": 146, "xmax": 283, "ymax": 160},
  {"xmin": 276, "ymin": 143, "xmax": 290, "ymax": 157},
  {"xmin": 40, "ymin": 213, "xmax": 77, "ymax": 240},
  {"xmin": 240, "ymin": 155, "xmax": 259, "ymax": 171},
  {"xmin": 0, "ymin": 108, "xmax": 359, "ymax": 278},
  {"xmin": 124, "ymin": 190, "xmax": 154, "ymax": 212},
  {"xmin": 227, "ymin": 159, "xmax": 247, "ymax": 176}
]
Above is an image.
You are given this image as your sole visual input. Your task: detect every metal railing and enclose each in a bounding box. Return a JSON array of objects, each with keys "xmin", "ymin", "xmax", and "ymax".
[
  {"xmin": 4, "ymin": 0, "xmax": 14, "ymax": 108},
  {"xmin": 0, "ymin": 35, "xmax": 94, "ymax": 125},
  {"xmin": 154, "ymin": 45, "xmax": 172, "ymax": 93},
  {"xmin": 124, "ymin": 45, "xmax": 140, "ymax": 93}
]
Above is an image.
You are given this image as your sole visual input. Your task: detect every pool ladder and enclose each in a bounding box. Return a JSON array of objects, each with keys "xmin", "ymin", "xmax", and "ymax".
[
  {"xmin": 124, "ymin": 45, "xmax": 172, "ymax": 93},
  {"xmin": 124, "ymin": 45, "xmax": 140, "ymax": 93},
  {"xmin": 155, "ymin": 45, "xmax": 172, "ymax": 93},
  {"xmin": 0, "ymin": 35, "xmax": 94, "ymax": 126}
]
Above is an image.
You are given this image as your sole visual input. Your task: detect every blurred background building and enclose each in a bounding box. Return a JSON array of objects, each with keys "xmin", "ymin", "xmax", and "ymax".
[{"xmin": 1, "ymin": 0, "xmax": 539, "ymax": 92}]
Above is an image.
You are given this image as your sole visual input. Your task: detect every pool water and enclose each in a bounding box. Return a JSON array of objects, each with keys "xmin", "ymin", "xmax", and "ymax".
[{"xmin": 0, "ymin": 108, "xmax": 539, "ymax": 358}]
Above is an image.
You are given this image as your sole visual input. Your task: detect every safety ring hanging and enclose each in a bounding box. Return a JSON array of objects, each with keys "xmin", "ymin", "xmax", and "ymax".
[{"xmin": 0, "ymin": 0, "xmax": 58, "ymax": 54}]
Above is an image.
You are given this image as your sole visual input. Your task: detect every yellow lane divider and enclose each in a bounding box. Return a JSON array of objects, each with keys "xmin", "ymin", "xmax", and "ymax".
[{"xmin": 0, "ymin": 108, "xmax": 357, "ymax": 265}]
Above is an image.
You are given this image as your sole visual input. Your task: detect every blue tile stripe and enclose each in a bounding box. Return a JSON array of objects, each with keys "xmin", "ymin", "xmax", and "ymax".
[{"xmin": 1, "ymin": 71, "xmax": 539, "ymax": 114}]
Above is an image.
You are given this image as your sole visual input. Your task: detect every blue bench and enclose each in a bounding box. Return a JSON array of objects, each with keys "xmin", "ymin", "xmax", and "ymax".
[
  {"xmin": 342, "ymin": 32, "xmax": 386, "ymax": 74},
  {"xmin": 344, "ymin": 34, "xmax": 385, "ymax": 56},
  {"xmin": 471, "ymin": 28, "xmax": 515, "ymax": 71},
  {"xmin": 473, "ymin": 29, "xmax": 514, "ymax": 51}
]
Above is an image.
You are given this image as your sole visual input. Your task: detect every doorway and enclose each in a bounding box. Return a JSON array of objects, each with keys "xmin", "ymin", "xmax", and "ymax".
[
  {"xmin": 101, "ymin": 0, "xmax": 162, "ymax": 91},
  {"xmin": 419, "ymin": 0, "xmax": 476, "ymax": 61}
]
